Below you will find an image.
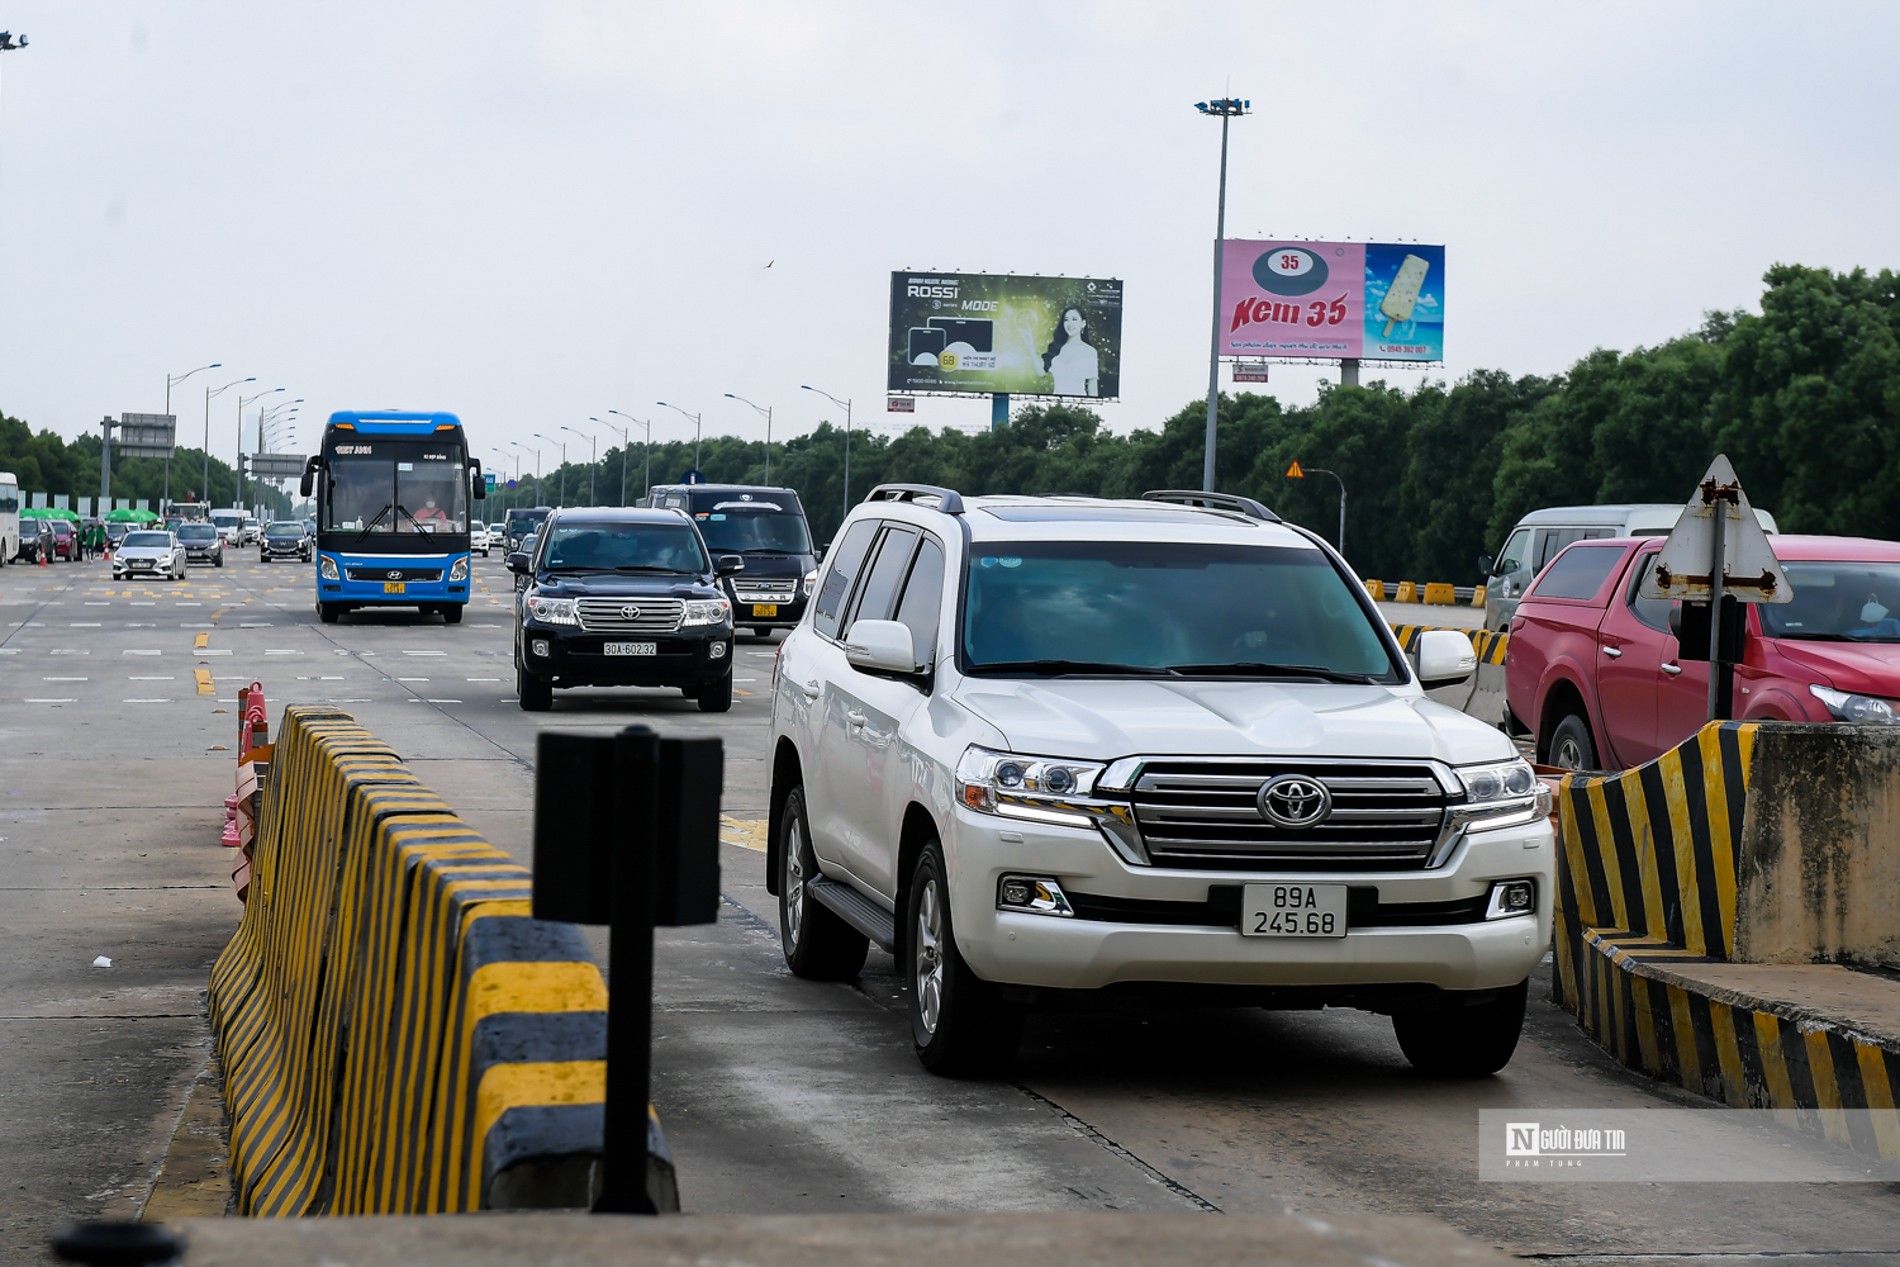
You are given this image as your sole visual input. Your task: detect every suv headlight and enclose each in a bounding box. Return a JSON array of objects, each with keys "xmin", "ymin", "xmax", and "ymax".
[
  {"xmin": 319, "ymin": 555, "xmax": 340, "ymax": 581},
  {"xmin": 682, "ymin": 597, "xmax": 731, "ymax": 627},
  {"xmin": 956, "ymin": 745, "xmax": 1108, "ymax": 827},
  {"xmin": 802, "ymin": 569, "xmax": 818, "ymax": 598},
  {"xmin": 1452, "ymin": 758, "xmax": 1549, "ymax": 831},
  {"xmin": 525, "ymin": 594, "xmax": 579, "ymax": 626},
  {"xmin": 1810, "ymin": 684, "xmax": 1900, "ymax": 724},
  {"xmin": 449, "ymin": 556, "xmax": 470, "ymax": 582}
]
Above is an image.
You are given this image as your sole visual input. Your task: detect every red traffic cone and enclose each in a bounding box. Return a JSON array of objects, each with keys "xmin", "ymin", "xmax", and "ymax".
[{"xmin": 37, "ymin": 549, "xmax": 48, "ymax": 567}]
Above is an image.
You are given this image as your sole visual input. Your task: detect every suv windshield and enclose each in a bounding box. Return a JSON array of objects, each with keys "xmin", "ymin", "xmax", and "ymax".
[
  {"xmin": 178, "ymin": 525, "xmax": 217, "ymax": 540},
  {"xmin": 693, "ymin": 505, "xmax": 811, "ymax": 554},
  {"xmin": 1760, "ymin": 560, "xmax": 1900, "ymax": 642},
  {"xmin": 123, "ymin": 532, "xmax": 169, "ymax": 548},
  {"xmin": 265, "ymin": 522, "xmax": 303, "ymax": 535},
  {"xmin": 541, "ymin": 522, "xmax": 708, "ymax": 573},
  {"xmin": 962, "ymin": 541, "xmax": 1399, "ymax": 680}
]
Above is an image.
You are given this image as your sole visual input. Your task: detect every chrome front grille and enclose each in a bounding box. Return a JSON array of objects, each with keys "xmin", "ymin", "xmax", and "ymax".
[
  {"xmin": 732, "ymin": 578, "xmax": 798, "ymax": 602},
  {"xmin": 577, "ymin": 597, "xmax": 683, "ymax": 634},
  {"xmin": 1125, "ymin": 761, "xmax": 1453, "ymax": 871}
]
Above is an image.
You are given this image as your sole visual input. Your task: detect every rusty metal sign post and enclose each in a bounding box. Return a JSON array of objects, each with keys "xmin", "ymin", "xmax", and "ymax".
[{"xmin": 1640, "ymin": 454, "xmax": 1792, "ymax": 722}]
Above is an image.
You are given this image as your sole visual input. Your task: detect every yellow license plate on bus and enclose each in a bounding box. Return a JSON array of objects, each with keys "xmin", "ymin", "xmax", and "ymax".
[
  {"xmin": 384, "ymin": 581, "xmax": 406, "ymax": 594},
  {"xmin": 752, "ymin": 603, "xmax": 778, "ymax": 617}
]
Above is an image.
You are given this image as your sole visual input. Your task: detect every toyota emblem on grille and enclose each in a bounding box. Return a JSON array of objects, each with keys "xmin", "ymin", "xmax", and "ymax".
[
  {"xmin": 387, "ymin": 570, "xmax": 402, "ymax": 581},
  {"xmin": 620, "ymin": 604, "xmax": 641, "ymax": 620},
  {"xmin": 1257, "ymin": 775, "xmax": 1332, "ymax": 829}
]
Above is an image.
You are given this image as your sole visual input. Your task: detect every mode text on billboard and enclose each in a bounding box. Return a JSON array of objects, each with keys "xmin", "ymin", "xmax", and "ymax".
[
  {"xmin": 888, "ymin": 271, "xmax": 1123, "ymax": 399},
  {"xmin": 1219, "ymin": 241, "xmax": 1445, "ymax": 362}
]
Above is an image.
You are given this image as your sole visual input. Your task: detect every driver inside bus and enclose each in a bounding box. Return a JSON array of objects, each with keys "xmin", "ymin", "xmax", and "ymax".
[{"xmin": 413, "ymin": 496, "xmax": 449, "ymax": 522}]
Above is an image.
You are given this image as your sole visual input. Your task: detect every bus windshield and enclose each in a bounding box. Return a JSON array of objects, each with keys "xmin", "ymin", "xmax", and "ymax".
[{"xmin": 324, "ymin": 449, "xmax": 469, "ymax": 535}]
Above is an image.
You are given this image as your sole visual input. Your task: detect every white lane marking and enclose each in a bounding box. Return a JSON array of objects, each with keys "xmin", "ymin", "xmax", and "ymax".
[
  {"xmin": 42, "ymin": 676, "xmax": 87, "ymax": 682},
  {"xmin": 85, "ymin": 601, "xmax": 110, "ymax": 606},
  {"xmin": 735, "ymin": 678, "xmax": 758, "ymax": 683},
  {"xmin": 176, "ymin": 602, "xmax": 202, "ymax": 607},
  {"xmin": 124, "ymin": 649, "xmax": 162, "ymax": 656},
  {"xmin": 50, "ymin": 649, "xmax": 89, "ymax": 656},
  {"xmin": 319, "ymin": 675, "xmax": 345, "ymax": 680},
  {"xmin": 128, "ymin": 622, "xmax": 156, "ymax": 628},
  {"xmin": 122, "ymin": 698, "xmax": 170, "ymax": 704},
  {"xmin": 264, "ymin": 649, "xmax": 302, "ymax": 656},
  {"xmin": 396, "ymin": 677, "xmax": 430, "ymax": 682},
  {"xmin": 198, "ymin": 649, "xmax": 233, "ymax": 656},
  {"xmin": 466, "ymin": 677, "xmax": 502, "ymax": 682},
  {"xmin": 181, "ymin": 623, "xmax": 214, "ymax": 629},
  {"xmin": 240, "ymin": 622, "xmax": 272, "ymax": 627},
  {"xmin": 131, "ymin": 601, "xmax": 156, "ymax": 607},
  {"xmin": 70, "ymin": 622, "xmax": 102, "ymax": 628},
  {"xmin": 424, "ymin": 698, "xmax": 462, "ymax": 704},
  {"xmin": 402, "ymin": 650, "xmax": 447, "ymax": 656},
  {"xmin": 129, "ymin": 675, "xmax": 176, "ymax": 681},
  {"xmin": 25, "ymin": 698, "xmax": 75, "ymax": 704},
  {"xmin": 0, "ymin": 649, "xmax": 18, "ymax": 655}
]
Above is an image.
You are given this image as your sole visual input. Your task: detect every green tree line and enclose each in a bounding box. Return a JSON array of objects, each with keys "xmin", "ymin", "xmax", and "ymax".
[{"xmin": 0, "ymin": 415, "xmax": 292, "ymax": 518}]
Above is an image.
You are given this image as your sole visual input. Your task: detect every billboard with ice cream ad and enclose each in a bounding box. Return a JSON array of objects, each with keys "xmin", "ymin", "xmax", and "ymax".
[{"xmin": 1218, "ymin": 240, "xmax": 1444, "ymax": 362}]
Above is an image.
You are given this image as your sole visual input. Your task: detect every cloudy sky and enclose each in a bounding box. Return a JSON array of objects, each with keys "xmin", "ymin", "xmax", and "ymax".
[{"xmin": 0, "ymin": 2, "xmax": 1893, "ymax": 477}]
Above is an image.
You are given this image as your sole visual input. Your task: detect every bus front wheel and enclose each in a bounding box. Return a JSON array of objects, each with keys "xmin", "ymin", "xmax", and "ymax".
[
  {"xmin": 318, "ymin": 602, "xmax": 342, "ymax": 624},
  {"xmin": 441, "ymin": 605, "xmax": 463, "ymax": 625}
]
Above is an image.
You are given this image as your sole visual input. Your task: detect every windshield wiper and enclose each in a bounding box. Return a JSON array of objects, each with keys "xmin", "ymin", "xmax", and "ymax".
[
  {"xmin": 393, "ymin": 504, "xmax": 430, "ymax": 534},
  {"xmin": 352, "ymin": 503, "xmax": 395, "ymax": 545},
  {"xmin": 968, "ymin": 659, "xmax": 1179, "ymax": 677},
  {"xmin": 1167, "ymin": 661, "xmax": 1377, "ymax": 683},
  {"xmin": 613, "ymin": 564, "xmax": 694, "ymax": 573}
]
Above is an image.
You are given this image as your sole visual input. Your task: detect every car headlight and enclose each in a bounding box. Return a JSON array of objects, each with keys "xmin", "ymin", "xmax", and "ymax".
[
  {"xmin": 525, "ymin": 595, "xmax": 579, "ymax": 626},
  {"xmin": 319, "ymin": 555, "xmax": 340, "ymax": 581},
  {"xmin": 1810, "ymin": 683, "xmax": 1900, "ymax": 724},
  {"xmin": 802, "ymin": 569, "xmax": 818, "ymax": 599},
  {"xmin": 682, "ymin": 597, "xmax": 731, "ymax": 627},
  {"xmin": 956, "ymin": 745, "xmax": 1108, "ymax": 827},
  {"xmin": 449, "ymin": 556, "xmax": 469, "ymax": 582},
  {"xmin": 1452, "ymin": 758, "xmax": 1549, "ymax": 830}
]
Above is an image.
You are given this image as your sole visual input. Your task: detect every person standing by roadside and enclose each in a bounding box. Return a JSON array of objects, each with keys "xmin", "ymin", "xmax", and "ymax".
[{"xmin": 85, "ymin": 519, "xmax": 107, "ymax": 560}]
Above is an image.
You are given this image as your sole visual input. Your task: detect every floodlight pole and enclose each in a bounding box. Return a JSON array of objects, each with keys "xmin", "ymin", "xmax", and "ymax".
[
  {"xmin": 1196, "ymin": 96, "xmax": 1249, "ymax": 493},
  {"xmin": 163, "ymin": 362, "xmax": 219, "ymax": 512},
  {"xmin": 600, "ymin": 414, "xmax": 644, "ymax": 505},
  {"xmin": 656, "ymin": 402, "xmax": 703, "ymax": 472}
]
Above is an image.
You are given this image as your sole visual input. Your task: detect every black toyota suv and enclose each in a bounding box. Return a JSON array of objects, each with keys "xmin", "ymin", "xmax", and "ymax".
[
  {"xmin": 509, "ymin": 508, "xmax": 741, "ymax": 713},
  {"xmin": 646, "ymin": 484, "xmax": 817, "ymax": 639}
]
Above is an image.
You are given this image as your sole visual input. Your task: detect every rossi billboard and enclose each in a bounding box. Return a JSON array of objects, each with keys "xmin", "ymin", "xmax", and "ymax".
[
  {"xmin": 888, "ymin": 271, "xmax": 1123, "ymax": 398},
  {"xmin": 1219, "ymin": 241, "xmax": 1444, "ymax": 362}
]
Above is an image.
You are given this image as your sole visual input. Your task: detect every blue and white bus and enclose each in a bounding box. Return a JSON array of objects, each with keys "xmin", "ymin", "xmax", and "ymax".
[{"xmin": 300, "ymin": 412, "xmax": 487, "ymax": 624}]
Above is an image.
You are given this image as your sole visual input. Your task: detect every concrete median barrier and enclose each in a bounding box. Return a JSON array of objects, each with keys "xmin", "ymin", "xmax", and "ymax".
[
  {"xmin": 207, "ymin": 705, "xmax": 640, "ymax": 1215},
  {"xmin": 1554, "ymin": 722, "xmax": 1900, "ymax": 1162}
]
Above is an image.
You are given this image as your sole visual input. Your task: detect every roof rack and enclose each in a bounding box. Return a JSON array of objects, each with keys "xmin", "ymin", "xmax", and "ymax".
[
  {"xmin": 1141, "ymin": 489, "xmax": 1280, "ymax": 522},
  {"xmin": 865, "ymin": 483, "xmax": 965, "ymax": 514}
]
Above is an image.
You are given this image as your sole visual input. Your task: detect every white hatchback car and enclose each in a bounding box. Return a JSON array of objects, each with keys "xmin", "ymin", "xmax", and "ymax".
[{"xmin": 767, "ymin": 485, "xmax": 1554, "ymax": 1077}]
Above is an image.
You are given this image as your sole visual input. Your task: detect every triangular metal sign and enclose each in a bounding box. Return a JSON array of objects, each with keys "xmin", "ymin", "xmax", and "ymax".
[{"xmin": 1639, "ymin": 454, "xmax": 1792, "ymax": 604}]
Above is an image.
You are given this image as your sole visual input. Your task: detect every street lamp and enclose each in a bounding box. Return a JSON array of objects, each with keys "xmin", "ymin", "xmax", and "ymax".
[
  {"xmin": 655, "ymin": 401, "xmax": 702, "ymax": 473},
  {"xmin": 236, "ymin": 387, "xmax": 284, "ymax": 510},
  {"xmin": 800, "ymin": 384, "xmax": 853, "ymax": 519},
  {"xmin": 534, "ymin": 432, "xmax": 566, "ymax": 505},
  {"xmin": 723, "ymin": 392, "xmax": 774, "ymax": 485},
  {"xmin": 1194, "ymin": 95, "xmax": 1249, "ymax": 493},
  {"xmin": 594, "ymin": 414, "xmax": 639, "ymax": 506},
  {"xmin": 160, "ymin": 362, "xmax": 220, "ymax": 510},
  {"xmin": 561, "ymin": 423, "xmax": 598, "ymax": 505},
  {"xmin": 511, "ymin": 441, "xmax": 541, "ymax": 504},
  {"xmin": 489, "ymin": 446, "xmax": 516, "ymax": 512},
  {"xmin": 204, "ymin": 376, "xmax": 254, "ymax": 503}
]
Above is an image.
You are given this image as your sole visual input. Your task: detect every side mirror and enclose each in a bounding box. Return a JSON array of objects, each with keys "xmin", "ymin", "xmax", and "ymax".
[
  {"xmin": 716, "ymin": 553, "xmax": 745, "ymax": 577},
  {"xmin": 1477, "ymin": 553, "xmax": 1494, "ymax": 576},
  {"xmin": 1416, "ymin": 629, "xmax": 1477, "ymax": 688},
  {"xmin": 506, "ymin": 551, "xmax": 531, "ymax": 573},
  {"xmin": 844, "ymin": 619, "xmax": 921, "ymax": 675}
]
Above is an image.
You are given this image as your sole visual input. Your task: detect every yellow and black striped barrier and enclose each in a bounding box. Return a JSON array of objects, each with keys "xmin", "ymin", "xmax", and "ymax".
[
  {"xmin": 1553, "ymin": 722, "xmax": 1900, "ymax": 1159},
  {"xmin": 1388, "ymin": 623, "xmax": 1509, "ymax": 666},
  {"xmin": 208, "ymin": 705, "xmax": 642, "ymax": 1214}
]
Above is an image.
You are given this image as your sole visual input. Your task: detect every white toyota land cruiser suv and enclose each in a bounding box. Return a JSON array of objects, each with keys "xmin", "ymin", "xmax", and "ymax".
[{"xmin": 767, "ymin": 484, "xmax": 1553, "ymax": 1077}]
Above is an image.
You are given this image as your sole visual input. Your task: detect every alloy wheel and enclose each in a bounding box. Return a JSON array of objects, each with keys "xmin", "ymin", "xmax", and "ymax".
[
  {"xmin": 914, "ymin": 879, "xmax": 944, "ymax": 1036},
  {"xmin": 783, "ymin": 818, "xmax": 806, "ymax": 950}
]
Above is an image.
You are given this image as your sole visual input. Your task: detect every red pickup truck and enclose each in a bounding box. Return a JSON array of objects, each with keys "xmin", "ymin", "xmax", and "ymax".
[{"xmin": 1504, "ymin": 535, "xmax": 1900, "ymax": 770}]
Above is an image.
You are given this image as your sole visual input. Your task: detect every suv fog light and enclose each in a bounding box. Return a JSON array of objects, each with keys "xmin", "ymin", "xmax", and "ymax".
[
  {"xmin": 532, "ymin": 639, "xmax": 551, "ymax": 658},
  {"xmin": 997, "ymin": 875, "xmax": 1073, "ymax": 917},
  {"xmin": 710, "ymin": 642, "xmax": 728, "ymax": 659},
  {"xmin": 1485, "ymin": 879, "xmax": 1537, "ymax": 920}
]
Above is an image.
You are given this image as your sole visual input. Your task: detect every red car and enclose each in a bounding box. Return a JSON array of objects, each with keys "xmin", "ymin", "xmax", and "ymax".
[
  {"xmin": 1504, "ymin": 535, "xmax": 1900, "ymax": 770},
  {"xmin": 48, "ymin": 519, "xmax": 77, "ymax": 561}
]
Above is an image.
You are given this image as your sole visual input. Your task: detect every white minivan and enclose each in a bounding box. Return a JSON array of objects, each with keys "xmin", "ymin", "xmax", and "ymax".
[{"xmin": 1480, "ymin": 503, "xmax": 1779, "ymax": 631}]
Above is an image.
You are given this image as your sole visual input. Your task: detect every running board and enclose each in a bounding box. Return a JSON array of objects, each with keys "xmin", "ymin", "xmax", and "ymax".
[{"xmin": 807, "ymin": 876, "xmax": 898, "ymax": 952}]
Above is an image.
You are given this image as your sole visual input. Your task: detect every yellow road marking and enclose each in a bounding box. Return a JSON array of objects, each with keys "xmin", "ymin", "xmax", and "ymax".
[
  {"xmin": 195, "ymin": 632, "xmax": 211, "ymax": 650},
  {"xmin": 719, "ymin": 815, "xmax": 767, "ymax": 852},
  {"xmin": 196, "ymin": 669, "xmax": 215, "ymax": 695}
]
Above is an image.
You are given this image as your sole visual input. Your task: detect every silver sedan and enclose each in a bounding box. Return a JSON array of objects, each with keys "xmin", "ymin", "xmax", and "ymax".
[{"xmin": 113, "ymin": 530, "xmax": 188, "ymax": 581}]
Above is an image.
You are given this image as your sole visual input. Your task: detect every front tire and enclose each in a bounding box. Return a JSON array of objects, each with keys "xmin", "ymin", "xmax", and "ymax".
[
  {"xmin": 516, "ymin": 659, "xmax": 552, "ymax": 711},
  {"xmin": 317, "ymin": 602, "xmax": 341, "ymax": 624},
  {"xmin": 442, "ymin": 604, "xmax": 463, "ymax": 625},
  {"xmin": 776, "ymin": 787, "xmax": 870, "ymax": 980},
  {"xmin": 906, "ymin": 842, "xmax": 1023, "ymax": 1077},
  {"xmin": 1547, "ymin": 713, "xmax": 1598, "ymax": 771},
  {"xmin": 1393, "ymin": 980, "xmax": 1529, "ymax": 1077},
  {"xmin": 696, "ymin": 670, "xmax": 733, "ymax": 713}
]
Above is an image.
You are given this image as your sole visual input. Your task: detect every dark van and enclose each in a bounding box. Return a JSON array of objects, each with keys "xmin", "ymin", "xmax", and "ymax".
[
  {"xmin": 645, "ymin": 484, "xmax": 817, "ymax": 636},
  {"xmin": 504, "ymin": 506, "xmax": 553, "ymax": 554}
]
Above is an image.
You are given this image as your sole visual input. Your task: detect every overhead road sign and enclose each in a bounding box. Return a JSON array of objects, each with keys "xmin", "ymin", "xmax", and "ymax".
[
  {"xmin": 116, "ymin": 413, "xmax": 177, "ymax": 459},
  {"xmin": 245, "ymin": 452, "xmax": 310, "ymax": 480}
]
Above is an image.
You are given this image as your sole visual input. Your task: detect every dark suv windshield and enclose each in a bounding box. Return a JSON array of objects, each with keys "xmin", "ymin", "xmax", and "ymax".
[
  {"xmin": 693, "ymin": 505, "xmax": 811, "ymax": 554},
  {"xmin": 541, "ymin": 523, "xmax": 708, "ymax": 574},
  {"xmin": 177, "ymin": 525, "xmax": 217, "ymax": 541},
  {"xmin": 962, "ymin": 541, "xmax": 1400, "ymax": 680},
  {"xmin": 265, "ymin": 522, "xmax": 303, "ymax": 535}
]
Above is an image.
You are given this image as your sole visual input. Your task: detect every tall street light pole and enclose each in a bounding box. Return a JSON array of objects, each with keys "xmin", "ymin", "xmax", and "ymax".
[
  {"xmin": 162, "ymin": 361, "xmax": 220, "ymax": 513},
  {"xmin": 592, "ymin": 415, "xmax": 635, "ymax": 506},
  {"xmin": 512, "ymin": 442, "xmax": 541, "ymax": 504},
  {"xmin": 204, "ymin": 376, "xmax": 253, "ymax": 502},
  {"xmin": 605, "ymin": 412, "xmax": 651, "ymax": 503},
  {"xmin": 723, "ymin": 392, "xmax": 774, "ymax": 485},
  {"xmin": 237, "ymin": 387, "xmax": 284, "ymax": 511},
  {"xmin": 800, "ymin": 384, "xmax": 853, "ymax": 519},
  {"xmin": 1195, "ymin": 95, "xmax": 1248, "ymax": 493},
  {"xmin": 561, "ymin": 424, "xmax": 598, "ymax": 504},
  {"xmin": 655, "ymin": 402, "xmax": 702, "ymax": 473},
  {"xmin": 534, "ymin": 432, "xmax": 566, "ymax": 506},
  {"xmin": 489, "ymin": 447, "xmax": 514, "ymax": 513}
]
